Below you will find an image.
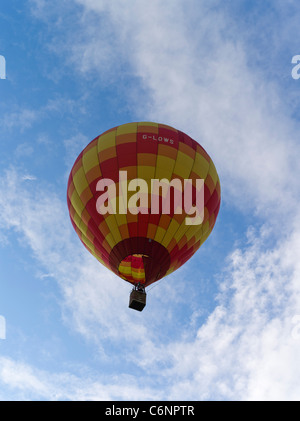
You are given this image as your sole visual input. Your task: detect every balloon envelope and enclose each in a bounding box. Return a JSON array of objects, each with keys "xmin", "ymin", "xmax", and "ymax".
[{"xmin": 67, "ymin": 122, "xmax": 221, "ymax": 287}]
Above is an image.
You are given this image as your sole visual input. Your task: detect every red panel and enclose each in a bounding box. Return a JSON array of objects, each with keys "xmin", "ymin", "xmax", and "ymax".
[
  {"xmin": 203, "ymin": 183, "xmax": 212, "ymax": 206},
  {"xmin": 87, "ymin": 216, "xmax": 105, "ymax": 244},
  {"xmin": 137, "ymin": 221, "xmax": 149, "ymax": 238},
  {"xmin": 99, "ymin": 158, "xmax": 119, "ymax": 182},
  {"xmin": 157, "ymin": 127, "xmax": 179, "ymax": 150},
  {"xmin": 127, "ymin": 222, "xmax": 138, "ymax": 237},
  {"xmin": 85, "ymin": 196, "xmax": 105, "ymax": 226},
  {"xmin": 137, "ymin": 133, "xmax": 159, "ymax": 154},
  {"xmin": 116, "ymin": 142, "xmax": 137, "ymax": 156},
  {"xmin": 206, "ymin": 189, "xmax": 220, "ymax": 215},
  {"xmin": 117, "ymin": 153, "xmax": 137, "ymax": 168}
]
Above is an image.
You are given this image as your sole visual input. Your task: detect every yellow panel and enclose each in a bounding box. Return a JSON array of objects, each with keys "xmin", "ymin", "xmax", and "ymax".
[
  {"xmin": 208, "ymin": 160, "xmax": 219, "ymax": 186},
  {"xmin": 114, "ymin": 213, "xmax": 127, "ymax": 227},
  {"xmin": 133, "ymin": 269, "xmax": 145, "ymax": 278},
  {"xmin": 73, "ymin": 167, "xmax": 89, "ymax": 196},
  {"xmin": 137, "ymin": 165, "xmax": 156, "ymax": 181},
  {"xmin": 138, "ymin": 121, "xmax": 158, "ymax": 128},
  {"xmin": 192, "ymin": 152, "xmax": 210, "ymax": 179},
  {"xmin": 117, "ymin": 123, "xmax": 138, "ymax": 135},
  {"xmin": 119, "ymin": 265, "xmax": 131, "ymax": 275},
  {"xmin": 82, "ymin": 145, "xmax": 99, "ymax": 173},
  {"xmin": 71, "ymin": 189, "xmax": 85, "ymax": 217},
  {"xmin": 200, "ymin": 228, "xmax": 211, "ymax": 245},
  {"xmin": 72, "ymin": 211, "xmax": 82, "ymax": 229},
  {"xmin": 105, "ymin": 232, "xmax": 116, "ymax": 249},
  {"xmin": 154, "ymin": 167, "xmax": 173, "ymax": 180},
  {"xmin": 173, "ymin": 163, "xmax": 191, "ymax": 179},
  {"xmin": 80, "ymin": 233, "xmax": 95, "ymax": 254},
  {"xmin": 173, "ymin": 222, "xmax": 189, "ymax": 243},
  {"xmin": 104, "ymin": 214, "xmax": 122, "ymax": 244},
  {"xmin": 78, "ymin": 217, "xmax": 88, "ymax": 236},
  {"xmin": 184, "ymin": 225, "xmax": 199, "ymax": 242},
  {"xmin": 132, "ymin": 269, "xmax": 144, "ymax": 278},
  {"xmin": 156, "ymin": 155, "xmax": 175, "ymax": 169},
  {"xmin": 98, "ymin": 131, "xmax": 116, "ymax": 152},
  {"xmin": 201, "ymin": 220, "xmax": 210, "ymax": 237},
  {"xmin": 174, "ymin": 151, "xmax": 194, "ymax": 173},
  {"xmin": 161, "ymin": 219, "xmax": 180, "ymax": 248},
  {"xmin": 154, "ymin": 226, "xmax": 166, "ymax": 243},
  {"xmin": 193, "ymin": 226, "xmax": 203, "ymax": 243}
]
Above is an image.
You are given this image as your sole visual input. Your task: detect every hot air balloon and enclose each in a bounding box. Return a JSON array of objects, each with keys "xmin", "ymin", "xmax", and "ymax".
[{"xmin": 67, "ymin": 122, "xmax": 221, "ymax": 311}]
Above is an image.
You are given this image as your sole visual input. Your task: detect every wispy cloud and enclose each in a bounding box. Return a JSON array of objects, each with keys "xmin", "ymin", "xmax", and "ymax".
[
  {"xmin": 37, "ymin": 0, "xmax": 300, "ymax": 217},
  {"xmin": 124, "ymin": 221, "xmax": 300, "ymax": 400},
  {"xmin": 1, "ymin": 0, "xmax": 299, "ymax": 401},
  {"xmin": 0, "ymin": 169, "xmax": 170, "ymax": 346},
  {"xmin": 0, "ymin": 355, "xmax": 160, "ymax": 400},
  {"xmin": 1, "ymin": 108, "xmax": 39, "ymax": 132},
  {"xmin": 0, "ymin": 96, "xmax": 84, "ymax": 134},
  {"xmin": 1, "ymin": 171, "xmax": 299, "ymax": 400},
  {"xmin": 22, "ymin": 174, "xmax": 37, "ymax": 181}
]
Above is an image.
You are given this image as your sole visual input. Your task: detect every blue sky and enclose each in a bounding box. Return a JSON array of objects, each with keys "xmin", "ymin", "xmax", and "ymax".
[{"xmin": 0, "ymin": 0, "xmax": 300, "ymax": 400}]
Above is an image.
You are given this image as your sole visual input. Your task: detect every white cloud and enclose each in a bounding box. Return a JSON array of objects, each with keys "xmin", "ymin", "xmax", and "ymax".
[
  {"xmin": 0, "ymin": 168, "xmax": 179, "ymax": 348},
  {"xmin": 1, "ymin": 108, "xmax": 39, "ymax": 132},
  {"xmin": 22, "ymin": 174, "xmax": 37, "ymax": 181},
  {"xmin": 15, "ymin": 143, "xmax": 34, "ymax": 159},
  {"xmin": 27, "ymin": 0, "xmax": 300, "ymax": 220},
  {"xmin": 0, "ymin": 356, "xmax": 160, "ymax": 400},
  {"xmin": 0, "ymin": 96, "xmax": 84, "ymax": 136},
  {"xmin": 127, "ymin": 219, "xmax": 300, "ymax": 400},
  {"xmin": 54, "ymin": 0, "xmax": 300, "ymax": 400},
  {"xmin": 1, "ymin": 166, "xmax": 300, "ymax": 400},
  {"xmin": 2, "ymin": 0, "xmax": 299, "ymax": 401},
  {"xmin": 61, "ymin": 0, "xmax": 300, "ymax": 221}
]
